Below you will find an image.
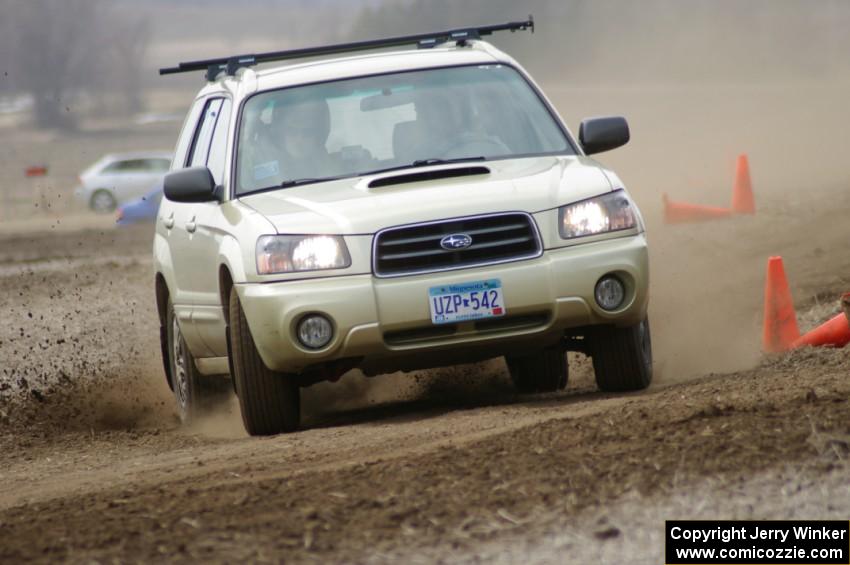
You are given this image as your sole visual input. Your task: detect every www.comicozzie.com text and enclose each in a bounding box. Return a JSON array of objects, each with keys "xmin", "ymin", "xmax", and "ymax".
[{"xmin": 670, "ymin": 525, "xmax": 848, "ymax": 544}]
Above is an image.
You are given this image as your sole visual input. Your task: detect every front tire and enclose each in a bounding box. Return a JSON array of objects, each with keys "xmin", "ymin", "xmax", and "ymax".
[
  {"xmin": 229, "ymin": 288, "xmax": 300, "ymax": 435},
  {"xmin": 506, "ymin": 344, "xmax": 568, "ymax": 393},
  {"xmin": 590, "ymin": 317, "xmax": 653, "ymax": 392}
]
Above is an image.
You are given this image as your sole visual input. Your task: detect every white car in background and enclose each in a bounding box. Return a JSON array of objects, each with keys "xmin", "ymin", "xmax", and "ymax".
[{"xmin": 74, "ymin": 151, "xmax": 172, "ymax": 212}]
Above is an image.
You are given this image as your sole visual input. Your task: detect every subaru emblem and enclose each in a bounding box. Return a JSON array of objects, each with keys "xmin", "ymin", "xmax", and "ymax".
[{"xmin": 440, "ymin": 233, "xmax": 473, "ymax": 250}]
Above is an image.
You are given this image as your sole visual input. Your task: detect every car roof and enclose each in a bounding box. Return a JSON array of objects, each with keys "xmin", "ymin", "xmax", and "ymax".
[{"xmin": 197, "ymin": 40, "xmax": 513, "ymax": 99}]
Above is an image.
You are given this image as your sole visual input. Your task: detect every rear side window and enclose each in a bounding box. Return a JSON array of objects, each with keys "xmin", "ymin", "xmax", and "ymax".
[
  {"xmin": 173, "ymin": 99, "xmax": 207, "ymax": 169},
  {"xmin": 188, "ymin": 98, "xmax": 224, "ymax": 168}
]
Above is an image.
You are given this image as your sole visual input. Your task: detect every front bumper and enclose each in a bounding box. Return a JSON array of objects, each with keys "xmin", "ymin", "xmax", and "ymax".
[{"xmin": 236, "ymin": 233, "xmax": 649, "ymax": 374}]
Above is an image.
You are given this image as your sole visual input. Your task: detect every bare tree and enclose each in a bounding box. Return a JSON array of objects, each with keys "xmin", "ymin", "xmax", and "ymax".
[{"xmin": 0, "ymin": 0, "xmax": 150, "ymax": 129}]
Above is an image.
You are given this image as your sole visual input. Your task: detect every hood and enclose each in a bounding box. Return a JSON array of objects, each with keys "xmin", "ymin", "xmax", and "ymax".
[{"xmin": 238, "ymin": 156, "xmax": 613, "ymax": 235}]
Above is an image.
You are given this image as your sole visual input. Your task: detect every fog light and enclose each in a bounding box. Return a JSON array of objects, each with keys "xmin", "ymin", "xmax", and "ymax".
[
  {"xmin": 595, "ymin": 276, "xmax": 625, "ymax": 311},
  {"xmin": 297, "ymin": 315, "xmax": 333, "ymax": 349}
]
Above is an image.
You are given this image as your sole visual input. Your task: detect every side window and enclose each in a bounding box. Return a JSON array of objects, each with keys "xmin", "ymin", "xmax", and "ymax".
[
  {"xmin": 207, "ymin": 99, "xmax": 230, "ymax": 185},
  {"xmin": 101, "ymin": 161, "xmax": 123, "ymax": 174},
  {"xmin": 128, "ymin": 160, "xmax": 149, "ymax": 172},
  {"xmin": 173, "ymin": 98, "xmax": 207, "ymax": 169},
  {"xmin": 103, "ymin": 159, "xmax": 145, "ymax": 173},
  {"xmin": 206, "ymin": 99, "xmax": 232, "ymax": 186},
  {"xmin": 152, "ymin": 159, "xmax": 171, "ymax": 172},
  {"xmin": 188, "ymin": 98, "xmax": 224, "ymax": 168},
  {"xmin": 126, "ymin": 160, "xmax": 148, "ymax": 172}
]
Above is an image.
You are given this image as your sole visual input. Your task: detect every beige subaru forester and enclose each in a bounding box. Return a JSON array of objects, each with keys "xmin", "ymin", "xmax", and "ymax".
[{"xmin": 155, "ymin": 19, "xmax": 651, "ymax": 435}]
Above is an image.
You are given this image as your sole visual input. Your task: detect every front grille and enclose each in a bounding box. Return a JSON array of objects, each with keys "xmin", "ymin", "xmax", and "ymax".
[{"xmin": 373, "ymin": 212, "xmax": 542, "ymax": 277}]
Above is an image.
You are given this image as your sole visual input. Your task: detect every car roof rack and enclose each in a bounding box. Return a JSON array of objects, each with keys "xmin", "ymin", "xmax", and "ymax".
[{"xmin": 159, "ymin": 16, "xmax": 534, "ymax": 81}]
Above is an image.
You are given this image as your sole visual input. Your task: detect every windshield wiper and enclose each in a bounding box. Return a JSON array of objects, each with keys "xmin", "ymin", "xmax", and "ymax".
[
  {"xmin": 360, "ymin": 156, "xmax": 487, "ymax": 178},
  {"xmin": 245, "ymin": 176, "xmax": 345, "ymax": 195},
  {"xmin": 278, "ymin": 178, "xmax": 326, "ymax": 188}
]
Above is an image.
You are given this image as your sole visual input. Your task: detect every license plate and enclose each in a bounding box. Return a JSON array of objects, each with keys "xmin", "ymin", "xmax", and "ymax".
[{"xmin": 428, "ymin": 279, "xmax": 505, "ymax": 325}]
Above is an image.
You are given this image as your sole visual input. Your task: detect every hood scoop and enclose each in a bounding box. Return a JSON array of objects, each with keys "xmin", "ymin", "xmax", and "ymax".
[{"xmin": 368, "ymin": 166, "xmax": 490, "ymax": 189}]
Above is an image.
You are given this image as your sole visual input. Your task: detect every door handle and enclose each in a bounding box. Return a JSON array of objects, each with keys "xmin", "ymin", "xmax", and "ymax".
[
  {"xmin": 162, "ymin": 213, "xmax": 174, "ymax": 229},
  {"xmin": 186, "ymin": 216, "xmax": 197, "ymax": 234}
]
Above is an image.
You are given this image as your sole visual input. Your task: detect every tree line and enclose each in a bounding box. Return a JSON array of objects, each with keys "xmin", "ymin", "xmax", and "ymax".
[{"xmin": 0, "ymin": 0, "xmax": 150, "ymax": 130}]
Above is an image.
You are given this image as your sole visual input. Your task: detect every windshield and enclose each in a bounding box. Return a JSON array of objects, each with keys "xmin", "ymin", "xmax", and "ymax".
[{"xmin": 236, "ymin": 64, "xmax": 573, "ymax": 195}]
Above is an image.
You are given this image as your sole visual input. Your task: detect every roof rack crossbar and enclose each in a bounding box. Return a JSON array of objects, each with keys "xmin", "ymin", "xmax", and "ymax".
[{"xmin": 159, "ymin": 16, "xmax": 534, "ymax": 80}]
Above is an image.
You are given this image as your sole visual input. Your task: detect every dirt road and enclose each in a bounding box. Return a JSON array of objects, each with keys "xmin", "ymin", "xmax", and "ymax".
[{"xmin": 1, "ymin": 175, "xmax": 848, "ymax": 563}]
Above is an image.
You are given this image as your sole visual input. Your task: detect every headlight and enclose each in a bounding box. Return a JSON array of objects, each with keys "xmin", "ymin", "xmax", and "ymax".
[
  {"xmin": 558, "ymin": 189, "xmax": 637, "ymax": 239},
  {"xmin": 256, "ymin": 235, "xmax": 351, "ymax": 275}
]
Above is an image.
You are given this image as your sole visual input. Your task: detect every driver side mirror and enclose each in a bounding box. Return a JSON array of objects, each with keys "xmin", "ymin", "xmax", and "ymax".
[
  {"xmin": 578, "ymin": 116, "xmax": 630, "ymax": 155},
  {"xmin": 163, "ymin": 167, "xmax": 220, "ymax": 203}
]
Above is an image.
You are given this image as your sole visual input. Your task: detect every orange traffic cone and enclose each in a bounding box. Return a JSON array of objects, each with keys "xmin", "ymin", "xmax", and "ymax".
[
  {"xmin": 791, "ymin": 313, "xmax": 850, "ymax": 349},
  {"xmin": 762, "ymin": 256, "xmax": 800, "ymax": 353},
  {"xmin": 731, "ymin": 153, "xmax": 755, "ymax": 215},
  {"xmin": 662, "ymin": 193, "xmax": 733, "ymax": 224}
]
